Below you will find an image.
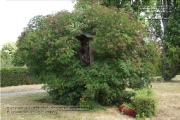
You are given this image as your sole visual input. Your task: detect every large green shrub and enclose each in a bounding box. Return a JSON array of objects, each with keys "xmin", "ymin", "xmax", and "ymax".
[
  {"xmin": 15, "ymin": 4, "xmax": 160, "ymax": 106},
  {"xmin": 134, "ymin": 89, "xmax": 158, "ymax": 117},
  {"xmin": 1, "ymin": 67, "xmax": 40, "ymax": 87}
]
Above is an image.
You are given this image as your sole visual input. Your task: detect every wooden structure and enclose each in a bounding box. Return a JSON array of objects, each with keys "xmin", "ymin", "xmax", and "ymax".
[{"xmin": 76, "ymin": 32, "xmax": 94, "ymax": 66}]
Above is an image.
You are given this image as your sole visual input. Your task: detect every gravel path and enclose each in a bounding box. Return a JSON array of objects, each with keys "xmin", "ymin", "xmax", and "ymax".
[{"xmin": 0, "ymin": 90, "xmax": 46, "ymax": 97}]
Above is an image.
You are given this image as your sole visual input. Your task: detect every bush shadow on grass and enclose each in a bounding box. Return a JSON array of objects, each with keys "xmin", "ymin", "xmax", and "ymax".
[{"xmin": 34, "ymin": 95, "xmax": 113, "ymax": 113}]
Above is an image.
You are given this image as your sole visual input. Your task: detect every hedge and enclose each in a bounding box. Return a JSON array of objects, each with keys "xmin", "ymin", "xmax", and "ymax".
[
  {"xmin": 1, "ymin": 67, "xmax": 41, "ymax": 87},
  {"xmin": 134, "ymin": 89, "xmax": 158, "ymax": 117}
]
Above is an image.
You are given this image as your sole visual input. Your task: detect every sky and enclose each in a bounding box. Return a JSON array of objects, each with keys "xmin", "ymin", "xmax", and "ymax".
[{"xmin": 0, "ymin": 0, "xmax": 75, "ymax": 50}]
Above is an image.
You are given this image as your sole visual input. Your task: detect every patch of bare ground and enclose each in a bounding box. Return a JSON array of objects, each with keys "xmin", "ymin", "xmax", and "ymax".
[
  {"xmin": 1, "ymin": 92, "xmax": 134, "ymax": 120},
  {"xmin": 149, "ymin": 75, "xmax": 180, "ymax": 120},
  {"xmin": 0, "ymin": 84, "xmax": 44, "ymax": 93}
]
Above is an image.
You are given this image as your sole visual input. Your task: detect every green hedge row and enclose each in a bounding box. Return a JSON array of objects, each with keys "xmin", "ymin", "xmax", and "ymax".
[{"xmin": 1, "ymin": 67, "xmax": 41, "ymax": 87}]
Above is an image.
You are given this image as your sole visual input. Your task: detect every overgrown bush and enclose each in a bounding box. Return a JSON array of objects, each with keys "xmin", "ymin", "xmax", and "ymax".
[
  {"xmin": 1, "ymin": 67, "xmax": 40, "ymax": 87},
  {"xmin": 15, "ymin": 4, "xmax": 160, "ymax": 106},
  {"xmin": 133, "ymin": 89, "xmax": 158, "ymax": 117}
]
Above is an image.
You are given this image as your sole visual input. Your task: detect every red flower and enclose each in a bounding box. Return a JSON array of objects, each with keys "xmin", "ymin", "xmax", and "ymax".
[
  {"xmin": 124, "ymin": 109, "xmax": 136, "ymax": 117},
  {"xmin": 119, "ymin": 104, "xmax": 136, "ymax": 117},
  {"xmin": 119, "ymin": 105, "xmax": 125, "ymax": 112}
]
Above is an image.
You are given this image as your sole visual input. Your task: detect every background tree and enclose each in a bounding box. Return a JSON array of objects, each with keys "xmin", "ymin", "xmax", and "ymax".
[
  {"xmin": 162, "ymin": 8, "xmax": 180, "ymax": 80},
  {"xmin": 1, "ymin": 42, "xmax": 17, "ymax": 68}
]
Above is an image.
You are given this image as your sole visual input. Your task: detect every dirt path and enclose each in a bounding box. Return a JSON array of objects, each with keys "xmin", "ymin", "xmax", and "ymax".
[
  {"xmin": 0, "ymin": 89, "xmax": 46, "ymax": 97},
  {"xmin": 0, "ymin": 84, "xmax": 44, "ymax": 93}
]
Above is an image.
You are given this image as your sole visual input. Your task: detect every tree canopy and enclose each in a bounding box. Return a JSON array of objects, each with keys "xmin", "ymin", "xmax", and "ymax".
[
  {"xmin": 162, "ymin": 8, "xmax": 180, "ymax": 80},
  {"xmin": 1, "ymin": 42, "xmax": 17, "ymax": 68}
]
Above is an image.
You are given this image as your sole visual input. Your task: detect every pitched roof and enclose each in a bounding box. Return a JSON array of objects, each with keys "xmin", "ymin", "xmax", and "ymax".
[{"xmin": 82, "ymin": 32, "xmax": 93, "ymax": 38}]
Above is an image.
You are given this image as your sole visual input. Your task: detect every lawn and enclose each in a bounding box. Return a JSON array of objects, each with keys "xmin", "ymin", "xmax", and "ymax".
[{"xmin": 1, "ymin": 76, "xmax": 180, "ymax": 120}]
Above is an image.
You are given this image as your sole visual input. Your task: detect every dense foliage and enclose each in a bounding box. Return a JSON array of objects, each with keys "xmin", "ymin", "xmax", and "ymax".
[
  {"xmin": 84, "ymin": 0, "xmax": 180, "ymax": 80},
  {"xmin": 1, "ymin": 42, "xmax": 17, "ymax": 68},
  {"xmin": 134, "ymin": 89, "xmax": 158, "ymax": 117},
  {"xmin": 1, "ymin": 67, "xmax": 40, "ymax": 87},
  {"xmin": 15, "ymin": 5, "xmax": 159, "ymax": 106},
  {"xmin": 162, "ymin": 9, "xmax": 180, "ymax": 81}
]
